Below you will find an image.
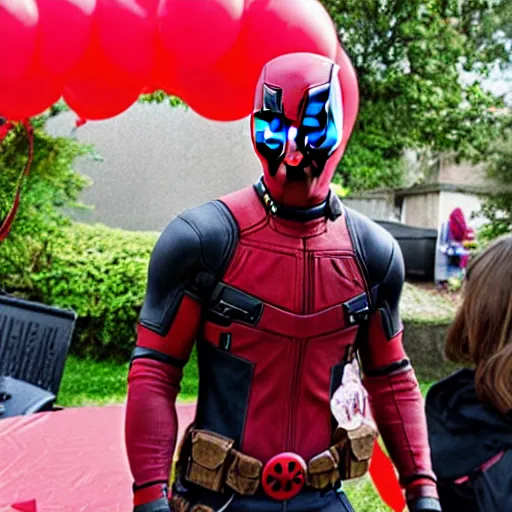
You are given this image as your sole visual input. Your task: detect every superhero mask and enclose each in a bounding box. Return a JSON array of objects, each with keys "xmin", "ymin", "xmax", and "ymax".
[{"xmin": 251, "ymin": 52, "xmax": 358, "ymax": 208}]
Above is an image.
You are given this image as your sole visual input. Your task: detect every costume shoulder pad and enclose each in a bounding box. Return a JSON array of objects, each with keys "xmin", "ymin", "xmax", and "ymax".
[
  {"xmin": 344, "ymin": 207, "xmax": 405, "ymax": 338},
  {"xmin": 139, "ymin": 201, "xmax": 238, "ymax": 335}
]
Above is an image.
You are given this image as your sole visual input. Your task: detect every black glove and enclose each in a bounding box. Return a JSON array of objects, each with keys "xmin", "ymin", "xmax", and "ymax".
[
  {"xmin": 134, "ymin": 497, "xmax": 171, "ymax": 512},
  {"xmin": 406, "ymin": 479, "xmax": 442, "ymax": 512},
  {"xmin": 407, "ymin": 496, "xmax": 442, "ymax": 512}
]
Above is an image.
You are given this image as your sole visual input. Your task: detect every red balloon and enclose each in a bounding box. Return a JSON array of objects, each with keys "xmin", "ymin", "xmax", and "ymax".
[
  {"xmin": 96, "ymin": 0, "xmax": 156, "ymax": 79},
  {"xmin": 178, "ymin": 40, "xmax": 255, "ymax": 121},
  {"xmin": 157, "ymin": 0, "xmax": 244, "ymax": 71},
  {"xmin": 225, "ymin": 0, "xmax": 338, "ymax": 96},
  {"xmin": 148, "ymin": 32, "xmax": 188, "ymax": 95},
  {"xmin": 0, "ymin": 72, "xmax": 61, "ymax": 121},
  {"xmin": 0, "ymin": 0, "xmax": 39, "ymax": 81},
  {"xmin": 133, "ymin": 0, "xmax": 176, "ymax": 94},
  {"xmin": 36, "ymin": 0, "xmax": 96, "ymax": 77},
  {"xmin": 63, "ymin": 55, "xmax": 142, "ymax": 121},
  {"xmin": 63, "ymin": 3, "xmax": 147, "ymax": 120},
  {"xmin": 182, "ymin": 65, "xmax": 252, "ymax": 121},
  {"xmin": 179, "ymin": 0, "xmax": 338, "ymax": 122},
  {"xmin": 335, "ymin": 44, "xmax": 360, "ymax": 155}
]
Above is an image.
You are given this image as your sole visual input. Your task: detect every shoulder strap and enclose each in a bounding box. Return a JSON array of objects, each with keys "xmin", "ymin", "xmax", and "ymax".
[{"xmin": 219, "ymin": 185, "xmax": 267, "ymax": 233}]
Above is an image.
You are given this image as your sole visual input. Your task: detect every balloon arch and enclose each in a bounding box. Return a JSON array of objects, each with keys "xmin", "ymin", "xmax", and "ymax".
[{"xmin": 0, "ymin": 0, "xmax": 356, "ymax": 123}]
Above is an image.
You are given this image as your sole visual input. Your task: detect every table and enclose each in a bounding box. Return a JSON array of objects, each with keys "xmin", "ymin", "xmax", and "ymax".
[{"xmin": 0, "ymin": 404, "xmax": 196, "ymax": 512}]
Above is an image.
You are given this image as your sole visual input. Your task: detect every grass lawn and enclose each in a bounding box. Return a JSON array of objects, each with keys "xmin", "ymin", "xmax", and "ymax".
[
  {"xmin": 57, "ymin": 352, "xmax": 201, "ymax": 407},
  {"xmin": 57, "ymin": 354, "xmax": 434, "ymax": 408},
  {"xmin": 57, "ymin": 354, "xmax": 435, "ymax": 512}
]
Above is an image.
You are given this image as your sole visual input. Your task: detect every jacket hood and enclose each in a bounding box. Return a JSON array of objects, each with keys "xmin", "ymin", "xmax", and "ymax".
[{"xmin": 426, "ymin": 369, "xmax": 512, "ymax": 480}]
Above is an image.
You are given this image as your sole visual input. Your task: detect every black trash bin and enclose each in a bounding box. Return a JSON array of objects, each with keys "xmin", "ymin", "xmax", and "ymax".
[{"xmin": 374, "ymin": 220, "xmax": 438, "ymax": 281}]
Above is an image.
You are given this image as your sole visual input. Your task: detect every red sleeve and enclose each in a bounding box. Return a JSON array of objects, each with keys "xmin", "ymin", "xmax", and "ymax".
[
  {"xmin": 125, "ymin": 296, "xmax": 200, "ymax": 488},
  {"xmin": 360, "ymin": 311, "xmax": 436, "ymax": 485}
]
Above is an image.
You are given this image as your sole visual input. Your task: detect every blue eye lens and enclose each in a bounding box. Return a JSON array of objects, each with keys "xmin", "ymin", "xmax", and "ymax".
[
  {"xmin": 304, "ymin": 99, "xmax": 324, "ymax": 116},
  {"xmin": 301, "ymin": 86, "xmax": 342, "ymax": 155},
  {"xmin": 269, "ymin": 117, "xmax": 282, "ymax": 132},
  {"xmin": 254, "ymin": 114, "xmax": 287, "ymax": 153},
  {"xmin": 302, "ymin": 117, "xmax": 321, "ymax": 128}
]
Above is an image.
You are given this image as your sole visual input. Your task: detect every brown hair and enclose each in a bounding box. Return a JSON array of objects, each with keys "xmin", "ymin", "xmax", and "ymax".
[{"xmin": 445, "ymin": 234, "xmax": 512, "ymax": 415}]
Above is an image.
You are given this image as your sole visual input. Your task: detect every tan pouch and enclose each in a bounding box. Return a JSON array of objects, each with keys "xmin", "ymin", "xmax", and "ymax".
[
  {"xmin": 348, "ymin": 422, "xmax": 377, "ymax": 461},
  {"xmin": 226, "ymin": 450, "xmax": 263, "ymax": 495},
  {"xmin": 186, "ymin": 430, "xmax": 234, "ymax": 492},
  {"xmin": 307, "ymin": 446, "xmax": 341, "ymax": 490},
  {"xmin": 336, "ymin": 422, "xmax": 378, "ymax": 480}
]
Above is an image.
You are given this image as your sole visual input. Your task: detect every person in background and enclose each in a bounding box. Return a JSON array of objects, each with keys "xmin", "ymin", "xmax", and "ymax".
[
  {"xmin": 434, "ymin": 208, "xmax": 473, "ymax": 287},
  {"xmin": 426, "ymin": 234, "xmax": 512, "ymax": 511}
]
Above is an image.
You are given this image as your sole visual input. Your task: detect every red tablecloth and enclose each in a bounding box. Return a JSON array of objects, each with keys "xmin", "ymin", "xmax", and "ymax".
[{"xmin": 0, "ymin": 404, "xmax": 196, "ymax": 512}]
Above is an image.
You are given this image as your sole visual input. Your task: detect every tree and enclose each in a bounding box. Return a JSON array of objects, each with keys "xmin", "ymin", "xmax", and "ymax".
[
  {"xmin": 0, "ymin": 110, "xmax": 91, "ymax": 294},
  {"xmin": 321, "ymin": 0, "xmax": 512, "ymax": 191},
  {"xmin": 477, "ymin": 120, "xmax": 512, "ymax": 240}
]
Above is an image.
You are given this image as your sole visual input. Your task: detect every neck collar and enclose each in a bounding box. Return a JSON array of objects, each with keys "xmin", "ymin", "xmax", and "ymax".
[{"xmin": 253, "ymin": 177, "xmax": 342, "ymax": 222}]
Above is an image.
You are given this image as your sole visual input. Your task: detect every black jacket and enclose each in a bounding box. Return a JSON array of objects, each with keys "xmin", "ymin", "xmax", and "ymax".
[{"xmin": 426, "ymin": 369, "xmax": 512, "ymax": 512}]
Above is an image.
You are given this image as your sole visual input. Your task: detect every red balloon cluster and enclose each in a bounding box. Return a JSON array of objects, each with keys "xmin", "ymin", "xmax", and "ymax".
[{"xmin": 0, "ymin": 0, "xmax": 343, "ymax": 122}]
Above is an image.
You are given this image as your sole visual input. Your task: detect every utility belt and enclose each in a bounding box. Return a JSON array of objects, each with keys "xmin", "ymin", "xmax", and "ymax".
[{"xmin": 172, "ymin": 423, "xmax": 377, "ymax": 510}]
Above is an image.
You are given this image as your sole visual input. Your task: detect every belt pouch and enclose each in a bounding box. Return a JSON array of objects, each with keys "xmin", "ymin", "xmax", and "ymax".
[{"xmin": 186, "ymin": 430, "xmax": 234, "ymax": 493}]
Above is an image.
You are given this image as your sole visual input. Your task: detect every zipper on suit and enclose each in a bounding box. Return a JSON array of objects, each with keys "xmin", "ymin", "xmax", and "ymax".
[{"xmin": 286, "ymin": 242, "xmax": 312, "ymax": 451}]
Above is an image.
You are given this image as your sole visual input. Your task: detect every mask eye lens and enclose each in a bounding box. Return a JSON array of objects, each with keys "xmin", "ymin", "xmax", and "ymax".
[
  {"xmin": 303, "ymin": 117, "xmax": 321, "ymax": 129},
  {"xmin": 301, "ymin": 97, "xmax": 329, "ymax": 150},
  {"xmin": 298, "ymin": 82, "xmax": 342, "ymax": 157},
  {"xmin": 254, "ymin": 112, "xmax": 287, "ymax": 157}
]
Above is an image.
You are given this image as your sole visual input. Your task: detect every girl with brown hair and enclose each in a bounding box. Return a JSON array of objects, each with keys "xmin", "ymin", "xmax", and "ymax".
[{"xmin": 426, "ymin": 234, "xmax": 512, "ymax": 511}]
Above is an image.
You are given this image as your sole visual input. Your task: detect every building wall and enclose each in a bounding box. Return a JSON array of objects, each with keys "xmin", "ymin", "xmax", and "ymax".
[
  {"xmin": 400, "ymin": 190, "xmax": 485, "ymax": 229},
  {"xmin": 343, "ymin": 195, "xmax": 399, "ymax": 221},
  {"xmin": 401, "ymin": 192, "xmax": 440, "ymax": 228},
  {"xmin": 438, "ymin": 191, "xmax": 486, "ymax": 230},
  {"xmin": 439, "ymin": 159, "xmax": 489, "ymax": 187},
  {"xmin": 47, "ymin": 103, "xmax": 261, "ymax": 232}
]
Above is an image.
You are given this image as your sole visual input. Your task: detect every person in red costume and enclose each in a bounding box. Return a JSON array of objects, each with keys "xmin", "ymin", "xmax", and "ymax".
[{"xmin": 125, "ymin": 51, "xmax": 442, "ymax": 512}]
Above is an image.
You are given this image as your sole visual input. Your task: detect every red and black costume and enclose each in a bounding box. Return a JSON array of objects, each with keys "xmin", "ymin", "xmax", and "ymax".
[{"xmin": 125, "ymin": 52, "xmax": 441, "ymax": 512}]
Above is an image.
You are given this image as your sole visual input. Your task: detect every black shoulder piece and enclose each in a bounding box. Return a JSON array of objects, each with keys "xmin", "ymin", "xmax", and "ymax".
[
  {"xmin": 344, "ymin": 207, "xmax": 405, "ymax": 339},
  {"xmin": 139, "ymin": 201, "xmax": 238, "ymax": 336}
]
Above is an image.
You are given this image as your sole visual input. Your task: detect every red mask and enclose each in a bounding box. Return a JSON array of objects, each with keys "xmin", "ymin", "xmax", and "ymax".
[{"xmin": 251, "ymin": 51, "xmax": 359, "ymax": 207}]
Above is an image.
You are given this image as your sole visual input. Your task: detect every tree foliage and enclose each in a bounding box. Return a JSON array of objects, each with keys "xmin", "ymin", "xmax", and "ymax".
[
  {"xmin": 0, "ymin": 111, "xmax": 91, "ymax": 294},
  {"xmin": 321, "ymin": 0, "xmax": 512, "ymax": 191},
  {"xmin": 477, "ymin": 121, "xmax": 512, "ymax": 240}
]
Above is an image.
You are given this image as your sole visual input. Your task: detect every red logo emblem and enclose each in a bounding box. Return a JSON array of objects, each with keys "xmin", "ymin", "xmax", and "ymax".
[{"xmin": 262, "ymin": 452, "xmax": 307, "ymax": 501}]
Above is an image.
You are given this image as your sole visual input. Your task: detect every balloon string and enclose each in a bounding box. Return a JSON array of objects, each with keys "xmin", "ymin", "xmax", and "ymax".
[
  {"xmin": 70, "ymin": 117, "xmax": 87, "ymax": 138},
  {"xmin": 0, "ymin": 119, "xmax": 34, "ymax": 242}
]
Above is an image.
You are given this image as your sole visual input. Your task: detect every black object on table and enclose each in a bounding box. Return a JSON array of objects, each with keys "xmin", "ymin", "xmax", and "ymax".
[
  {"xmin": 0, "ymin": 293, "xmax": 76, "ymax": 418},
  {"xmin": 0, "ymin": 375, "xmax": 56, "ymax": 418}
]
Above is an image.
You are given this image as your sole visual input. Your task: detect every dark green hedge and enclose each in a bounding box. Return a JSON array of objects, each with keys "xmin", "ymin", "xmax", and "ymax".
[{"xmin": 1, "ymin": 222, "xmax": 158, "ymax": 361}]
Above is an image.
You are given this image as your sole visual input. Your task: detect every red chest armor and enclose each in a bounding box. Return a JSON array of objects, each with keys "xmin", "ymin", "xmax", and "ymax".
[{"xmin": 196, "ymin": 186, "xmax": 369, "ymax": 464}]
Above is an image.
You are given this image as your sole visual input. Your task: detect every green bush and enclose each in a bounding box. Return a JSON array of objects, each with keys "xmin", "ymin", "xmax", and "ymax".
[
  {"xmin": 38, "ymin": 223, "xmax": 157, "ymax": 360},
  {"xmin": 2, "ymin": 222, "xmax": 158, "ymax": 360},
  {"xmin": 0, "ymin": 113, "xmax": 91, "ymax": 294}
]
